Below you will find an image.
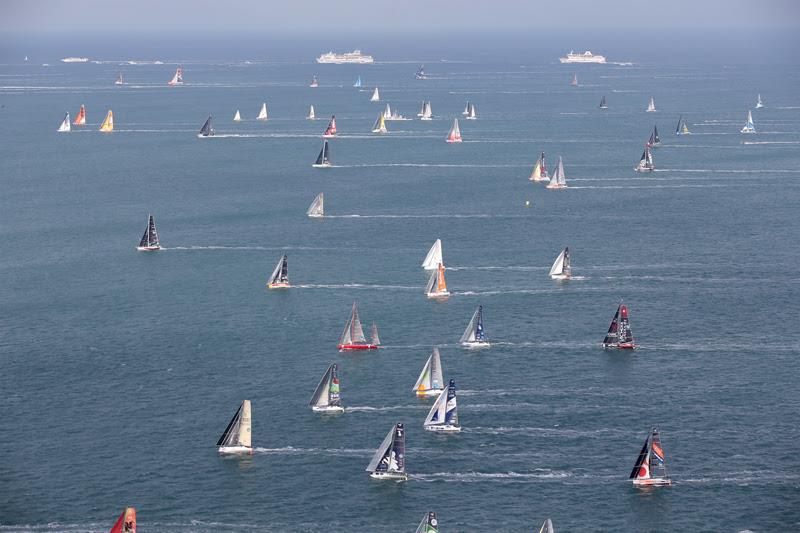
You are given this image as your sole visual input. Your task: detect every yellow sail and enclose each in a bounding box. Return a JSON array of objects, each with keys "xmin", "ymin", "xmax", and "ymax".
[
  {"xmin": 239, "ymin": 399, "xmax": 252, "ymax": 447},
  {"xmin": 99, "ymin": 110, "xmax": 114, "ymax": 132}
]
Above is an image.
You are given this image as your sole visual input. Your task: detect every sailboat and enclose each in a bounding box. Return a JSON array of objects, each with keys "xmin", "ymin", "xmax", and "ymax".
[
  {"xmin": 462, "ymin": 101, "xmax": 471, "ymax": 115},
  {"xmin": 99, "ymin": 110, "xmax": 114, "ymax": 132},
  {"xmin": 421, "ymin": 101, "xmax": 433, "ymax": 121},
  {"xmin": 371, "ymin": 322, "xmax": 381, "ymax": 346},
  {"xmin": 233, "ymin": 110, "xmax": 241, "ymax": 122},
  {"xmin": 216, "ymin": 400, "xmax": 253, "ymax": 455},
  {"xmin": 338, "ymin": 302, "xmax": 379, "ymax": 351},
  {"xmin": 370, "ymin": 87, "xmax": 380, "ymax": 102},
  {"xmin": 635, "ymin": 144, "xmax": 655, "ymax": 172},
  {"xmin": 529, "ymin": 152, "xmax": 549, "ymax": 182},
  {"xmin": 167, "ymin": 67, "xmax": 183, "ymax": 86},
  {"xmin": 629, "ymin": 427, "xmax": 672, "ymax": 486},
  {"xmin": 73, "ymin": 104, "xmax": 86, "ymax": 125},
  {"xmin": 366, "ymin": 422, "xmax": 407, "ymax": 480},
  {"xmin": 415, "ymin": 65, "xmax": 427, "ymax": 80},
  {"xmin": 549, "ymin": 247, "xmax": 571, "ymax": 280},
  {"xmin": 741, "ymin": 110, "xmax": 756, "ymax": 133},
  {"xmin": 309, "ymin": 74, "xmax": 319, "ymax": 88},
  {"xmin": 675, "ymin": 115, "xmax": 690, "ymax": 135},
  {"xmin": 603, "ymin": 302, "xmax": 635, "ymax": 349},
  {"xmin": 647, "ymin": 125, "xmax": 661, "ymax": 147},
  {"xmin": 266, "ymin": 254, "xmax": 290, "ymax": 289},
  {"xmin": 570, "ymin": 73, "xmax": 578, "ymax": 86},
  {"xmin": 383, "ymin": 103, "xmax": 392, "ymax": 119},
  {"xmin": 425, "ymin": 263, "xmax": 450, "ymax": 299},
  {"xmin": 412, "ymin": 347, "xmax": 444, "ymax": 397},
  {"xmin": 256, "ymin": 102, "xmax": 268, "ymax": 121},
  {"xmin": 421, "ymin": 239, "xmax": 443, "ymax": 270},
  {"xmin": 460, "ymin": 305, "xmax": 489, "ymax": 348},
  {"xmin": 307, "ymin": 105, "xmax": 316, "ymax": 120},
  {"xmin": 599, "ymin": 95, "xmax": 608, "ymax": 109},
  {"xmin": 115, "ymin": 72, "xmax": 124, "ymax": 86},
  {"xmin": 424, "ymin": 379, "xmax": 460, "ymax": 432},
  {"xmin": 197, "ymin": 115, "xmax": 214, "ymax": 138},
  {"xmin": 312, "ymin": 140, "xmax": 332, "ymax": 168},
  {"xmin": 353, "ymin": 76, "xmax": 362, "ymax": 88},
  {"xmin": 465, "ymin": 103, "xmax": 477, "ymax": 120},
  {"xmin": 136, "ymin": 214, "xmax": 161, "ymax": 251},
  {"xmin": 545, "ymin": 156, "xmax": 567, "ymax": 189},
  {"xmin": 309, "ymin": 363, "xmax": 343, "ymax": 413},
  {"xmin": 446, "ymin": 118, "xmax": 462, "ymax": 143},
  {"xmin": 415, "ymin": 512, "xmax": 438, "ymax": 533},
  {"xmin": 646, "ymin": 97, "xmax": 656, "ymax": 112},
  {"xmin": 307, "ymin": 193, "xmax": 324, "ymax": 217},
  {"xmin": 322, "ymin": 115, "xmax": 337, "ymax": 137},
  {"xmin": 109, "ymin": 507, "xmax": 137, "ymax": 533},
  {"xmin": 57, "ymin": 112, "xmax": 71, "ymax": 132},
  {"xmin": 372, "ymin": 113, "xmax": 388, "ymax": 134},
  {"xmin": 418, "ymin": 101, "xmax": 426, "ymax": 117},
  {"xmin": 537, "ymin": 519, "xmax": 555, "ymax": 533},
  {"xmin": 756, "ymin": 94, "xmax": 764, "ymax": 109}
]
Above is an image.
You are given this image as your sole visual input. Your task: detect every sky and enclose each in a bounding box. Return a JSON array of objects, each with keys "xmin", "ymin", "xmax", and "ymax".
[{"xmin": 2, "ymin": 0, "xmax": 800, "ymax": 33}]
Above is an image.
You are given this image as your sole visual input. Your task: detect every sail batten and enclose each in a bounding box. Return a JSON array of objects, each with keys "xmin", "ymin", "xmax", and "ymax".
[
  {"xmin": 339, "ymin": 302, "xmax": 378, "ymax": 350},
  {"xmin": 310, "ymin": 363, "xmax": 342, "ymax": 411},
  {"xmin": 413, "ymin": 347, "xmax": 444, "ymax": 396}
]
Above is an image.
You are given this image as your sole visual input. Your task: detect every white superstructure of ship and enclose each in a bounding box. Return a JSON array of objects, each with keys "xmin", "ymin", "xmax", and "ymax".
[
  {"xmin": 558, "ymin": 50, "xmax": 606, "ymax": 64},
  {"xmin": 316, "ymin": 49, "xmax": 374, "ymax": 64},
  {"xmin": 61, "ymin": 57, "xmax": 90, "ymax": 63}
]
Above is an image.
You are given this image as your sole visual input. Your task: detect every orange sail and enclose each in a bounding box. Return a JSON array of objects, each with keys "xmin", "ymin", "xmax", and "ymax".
[
  {"xmin": 99, "ymin": 110, "xmax": 114, "ymax": 132},
  {"xmin": 73, "ymin": 104, "xmax": 86, "ymax": 125},
  {"xmin": 109, "ymin": 507, "xmax": 136, "ymax": 533},
  {"xmin": 436, "ymin": 263, "xmax": 447, "ymax": 293}
]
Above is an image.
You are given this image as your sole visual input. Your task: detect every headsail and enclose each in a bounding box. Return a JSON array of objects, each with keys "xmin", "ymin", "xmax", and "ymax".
[
  {"xmin": 310, "ymin": 363, "xmax": 342, "ymax": 411},
  {"xmin": 109, "ymin": 507, "xmax": 137, "ymax": 533},
  {"xmin": 460, "ymin": 306, "xmax": 487, "ymax": 346},
  {"xmin": 339, "ymin": 301, "xmax": 377, "ymax": 350},
  {"xmin": 216, "ymin": 400, "xmax": 252, "ymax": 451},
  {"xmin": 266, "ymin": 254, "xmax": 289, "ymax": 288},
  {"xmin": 307, "ymin": 105, "xmax": 315, "ymax": 120},
  {"xmin": 307, "ymin": 193, "xmax": 324, "ymax": 217},
  {"xmin": 421, "ymin": 101, "xmax": 433, "ymax": 120},
  {"xmin": 58, "ymin": 112, "xmax": 71, "ymax": 132},
  {"xmin": 198, "ymin": 115, "xmax": 214, "ymax": 137},
  {"xmin": 137, "ymin": 214, "xmax": 160, "ymax": 251},
  {"xmin": 257, "ymin": 102, "xmax": 268, "ymax": 120},
  {"xmin": 415, "ymin": 511, "xmax": 438, "ymax": 533},
  {"xmin": 413, "ymin": 347, "xmax": 444, "ymax": 396},
  {"xmin": 99, "ymin": 110, "xmax": 114, "ymax": 132},
  {"xmin": 602, "ymin": 303, "xmax": 635, "ymax": 349},
  {"xmin": 366, "ymin": 423, "xmax": 406, "ymax": 479},
  {"xmin": 73, "ymin": 104, "xmax": 86, "ymax": 125},
  {"xmin": 629, "ymin": 427, "xmax": 671, "ymax": 486},
  {"xmin": 635, "ymin": 144, "xmax": 655, "ymax": 172},
  {"xmin": 446, "ymin": 118, "xmax": 462, "ymax": 143},
  {"xmin": 538, "ymin": 519, "xmax": 555, "ymax": 533},
  {"xmin": 549, "ymin": 247, "xmax": 571, "ymax": 279},
  {"xmin": 465, "ymin": 103, "xmax": 476, "ymax": 120},
  {"xmin": 370, "ymin": 87, "xmax": 380, "ymax": 102},
  {"xmin": 322, "ymin": 115, "xmax": 337, "ymax": 137},
  {"xmin": 312, "ymin": 140, "xmax": 331, "ymax": 167},
  {"xmin": 422, "ymin": 239, "xmax": 443, "ymax": 270},
  {"xmin": 424, "ymin": 379, "xmax": 460, "ymax": 431},
  {"xmin": 425, "ymin": 263, "xmax": 449, "ymax": 299}
]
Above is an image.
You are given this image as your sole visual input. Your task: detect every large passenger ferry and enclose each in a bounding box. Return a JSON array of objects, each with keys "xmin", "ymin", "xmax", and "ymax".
[
  {"xmin": 558, "ymin": 50, "xmax": 606, "ymax": 64},
  {"xmin": 316, "ymin": 49, "xmax": 374, "ymax": 64}
]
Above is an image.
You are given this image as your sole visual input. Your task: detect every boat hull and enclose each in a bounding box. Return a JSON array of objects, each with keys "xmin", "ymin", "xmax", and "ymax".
[
  {"xmin": 218, "ymin": 445, "xmax": 253, "ymax": 455},
  {"xmin": 369, "ymin": 471, "xmax": 408, "ymax": 481},
  {"xmin": 446, "ymin": 138, "xmax": 462, "ymax": 143},
  {"xmin": 338, "ymin": 344, "xmax": 378, "ymax": 351},
  {"xmin": 633, "ymin": 478, "xmax": 671, "ymax": 487},
  {"xmin": 427, "ymin": 291, "xmax": 450, "ymax": 299},
  {"xmin": 312, "ymin": 405, "xmax": 344, "ymax": 413},
  {"xmin": 550, "ymin": 274, "xmax": 571, "ymax": 280},
  {"xmin": 603, "ymin": 343, "xmax": 635, "ymax": 350},
  {"xmin": 461, "ymin": 341, "xmax": 490, "ymax": 349},
  {"xmin": 267, "ymin": 282, "xmax": 290, "ymax": 289},
  {"xmin": 415, "ymin": 389, "xmax": 444, "ymax": 398},
  {"xmin": 546, "ymin": 184, "xmax": 567, "ymax": 189},
  {"xmin": 312, "ymin": 163, "xmax": 332, "ymax": 168},
  {"xmin": 424, "ymin": 424, "xmax": 461, "ymax": 432},
  {"xmin": 136, "ymin": 246, "xmax": 161, "ymax": 252}
]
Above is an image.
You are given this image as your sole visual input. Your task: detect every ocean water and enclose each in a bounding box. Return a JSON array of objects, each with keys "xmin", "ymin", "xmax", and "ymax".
[{"xmin": 1, "ymin": 42, "xmax": 800, "ymax": 532}]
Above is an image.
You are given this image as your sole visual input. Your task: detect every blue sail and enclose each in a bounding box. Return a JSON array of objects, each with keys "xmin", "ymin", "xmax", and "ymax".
[
  {"xmin": 475, "ymin": 305, "xmax": 485, "ymax": 341},
  {"xmin": 444, "ymin": 379, "xmax": 458, "ymax": 426}
]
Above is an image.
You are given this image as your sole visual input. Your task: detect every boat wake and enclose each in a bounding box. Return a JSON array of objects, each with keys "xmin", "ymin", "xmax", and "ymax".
[
  {"xmin": 345, "ymin": 405, "xmax": 427, "ymax": 412},
  {"xmin": 335, "ymin": 163, "xmax": 529, "ymax": 168},
  {"xmin": 324, "ymin": 214, "xmax": 527, "ymax": 219},
  {"xmin": 414, "ymin": 470, "xmax": 571, "ymax": 482},
  {"xmin": 162, "ymin": 245, "xmax": 333, "ymax": 251},
  {"xmin": 447, "ymin": 265, "xmax": 549, "ymax": 271},
  {"xmin": 254, "ymin": 446, "xmax": 373, "ymax": 456},
  {"xmin": 465, "ymin": 426, "xmax": 627, "ymax": 437},
  {"xmin": 293, "ymin": 283, "xmax": 418, "ymax": 290}
]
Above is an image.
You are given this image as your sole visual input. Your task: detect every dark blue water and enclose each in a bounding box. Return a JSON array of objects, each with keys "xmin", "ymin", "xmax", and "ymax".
[{"xmin": 1, "ymin": 44, "xmax": 800, "ymax": 532}]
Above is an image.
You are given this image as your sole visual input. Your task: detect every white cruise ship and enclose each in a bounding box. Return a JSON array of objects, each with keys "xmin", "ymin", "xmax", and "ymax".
[
  {"xmin": 558, "ymin": 50, "xmax": 606, "ymax": 64},
  {"xmin": 61, "ymin": 57, "xmax": 90, "ymax": 63},
  {"xmin": 316, "ymin": 49, "xmax": 374, "ymax": 64}
]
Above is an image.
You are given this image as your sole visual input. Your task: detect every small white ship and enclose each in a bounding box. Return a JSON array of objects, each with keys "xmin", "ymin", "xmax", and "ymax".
[
  {"xmin": 61, "ymin": 57, "xmax": 89, "ymax": 63},
  {"xmin": 558, "ymin": 50, "xmax": 606, "ymax": 64},
  {"xmin": 316, "ymin": 49, "xmax": 374, "ymax": 64}
]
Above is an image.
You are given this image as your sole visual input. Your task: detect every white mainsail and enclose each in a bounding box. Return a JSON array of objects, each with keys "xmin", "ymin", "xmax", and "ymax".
[
  {"xmin": 370, "ymin": 322, "xmax": 381, "ymax": 346},
  {"xmin": 460, "ymin": 309, "xmax": 479, "ymax": 344},
  {"xmin": 372, "ymin": 114, "xmax": 387, "ymax": 133},
  {"xmin": 462, "ymin": 101, "xmax": 471, "ymax": 115},
  {"xmin": 383, "ymin": 103, "xmax": 392, "ymax": 119},
  {"xmin": 646, "ymin": 97, "xmax": 656, "ymax": 112},
  {"xmin": 412, "ymin": 347, "xmax": 444, "ymax": 396},
  {"xmin": 421, "ymin": 239, "xmax": 443, "ymax": 270},
  {"xmin": 756, "ymin": 94, "xmax": 764, "ymax": 109},
  {"xmin": 233, "ymin": 110, "xmax": 241, "ymax": 122},
  {"xmin": 366, "ymin": 423, "xmax": 406, "ymax": 479},
  {"xmin": 307, "ymin": 193, "xmax": 324, "ymax": 217},
  {"xmin": 370, "ymin": 87, "xmax": 380, "ymax": 102},
  {"xmin": 466, "ymin": 103, "xmax": 476, "ymax": 120},
  {"xmin": 549, "ymin": 247, "xmax": 571, "ymax": 279},
  {"xmin": 546, "ymin": 156, "xmax": 567, "ymax": 189},
  {"xmin": 307, "ymin": 105, "xmax": 315, "ymax": 120},
  {"xmin": 216, "ymin": 400, "xmax": 252, "ymax": 452},
  {"xmin": 57, "ymin": 112, "xmax": 71, "ymax": 132},
  {"xmin": 257, "ymin": 102, "xmax": 268, "ymax": 120}
]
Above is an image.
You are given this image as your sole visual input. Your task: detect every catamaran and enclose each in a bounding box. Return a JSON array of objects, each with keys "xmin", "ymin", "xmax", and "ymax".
[
  {"xmin": 529, "ymin": 152, "xmax": 549, "ymax": 181},
  {"xmin": 756, "ymin": 94, "xmax": 764, "ymax": 109},
  {"xmin": 167, "ymin": 67, "xmax": 183, "ymax": 86},
  {"xmin": 415, "ymin": 65, "xmax": 427, "ymax": 80},
  {"xmin": 310, "ymin": 74, "xmax": 319, "ymax": 88},
  {"xmin": 570, "ymin": 73, "xmax": 578, "ymax": 86},
  {"xmin": 599, "ymin": 95, "xmax": 608, "ymax": 109},
  {"xmin": 353, "ymin": 76, "xmax": 362, "ymax": 88},
  {"xmin": 322, "ymin": 115, "xmax": 337, "ymax": 137},
  {"xmin": 421, "ymin": 101, "xmax": 433, "ymax": 120},
  {"xmin": 338, "ymin": 302, "xmax": 379, "ymax": 351},
  {"xmin": 198, "ymin": 115, "xmax": 214, "ymax": 138},
  {"xmin": 424, "ymin": 379, "xmax": 460, "ymax": 432},
  {"xmin": 460, "ymin": 305, "xmax": 489, "ymax": 348},
  {"xmin": 115, "ymin": 72, "xmax": 124, "ymax": 86},
  {"xmin": 675, "ymin": 115, "xmax": 690, "ymax": 135},
  {"xmin": 741, "ymin": 110, "xmax": 756, "ymax": 133},
  {"xmin": 462, "ymin": 101, "xmax": 471, "ymax": 115},
  {"xmin": 109, "ymin": 507, "xmax": 137, "ymax": 533},
  {"xmin": 366, "ymin": 422, "xmax": 407, "ymax": 480},
  {"xmin": 635, "ymin": 144, "xmax": 655, "ymax": 172},
  {"xmin": 446, "ymin": 118, "xmax": 462, "ymax": 143},
  {"xmin": 647, "ymin": 125, "xmax": 661, "ymax": 147},
  {"xmin": 73, "ymin": 104, "xmax": 86, "ymax": 125},
  {"xmin": 421, "ymin": 239, "xmax": 443, "ymax": 270},
  {"xmin": 415, "ymin": 512, "xmax": 438, "ymax": 533},
  {"xmin": 372, "ymin": 113, "xmax": 388, "ymax": 134},
  {"xmin": 425, "ymin": 263, "xmax": 450, "ymax": 299},
  {"xmin": 266, "ymin": 254, "xmax": 290, "ymax": 289},
  {"xmin": 257, "ymin": 102, "xmax": 268, "ymax": 120},
  {"xmin": 307, "ymin": 193, "xmax": 324, "ymax": 217},
  {"xmin": 545, "ymin": 156, "xmax": 567, "ymax": 189},
  {"xmin": 57, "ymin": 112, "xmax": 71, "ymax": 132},
  {"xmin": 99, "ymin": 110, "xmax": 114, "ymax": 132},
  {"xmin": 307, "ymin": 105, "xmax": 316, "ymax": 120},
  {"xmin": 309, "ymin": 363, "xmax": 343, "ymax": 413},
  {"xmin": 465, "ymin": 103, "xmax": 477, "ymax": 120},
  {"xmin": 312, "ymin": 140, "xmax": 332, "ymax": 168},
  {"xmin": 370, "ymin": 87, "xmax": 380, "ymax": 102},
  {"xmin": 537, "ymin": 519, "xmax": 555, "ymax": 533},
  {"xmin": 136, "ymin": 214, "xmax": 160, "ymax": 251},
  {"xmin": 549, "ymin": 247, "xmax": 571, "ymax": 280},
  {"xmin": 233, "ymin": 110, "xmax": 241, "ymax": 122},
  {"xmin": 413, "ymin": 347, "xmax": 444, "ymax": 398},
  {"xmin": 646, "ymin": 97, "xmax": 656, "ymax": 113},
  {"xmin": 630, "ymin": 427, "xmax": 671, "ymax": 486},
  {"xmin": 216, "ymin": 400, "xmax": 253, "ymax": 455},
  {"xmin": 603, "ymin": 303, "xmax": 635, "ymax": 349}
]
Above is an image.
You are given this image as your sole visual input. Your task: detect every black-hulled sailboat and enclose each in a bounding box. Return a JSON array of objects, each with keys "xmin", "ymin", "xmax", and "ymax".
[
  {"xmin": 198, "ymin": 115, "xmax": 214, "ymax": 138},
  {"xmin": 309, "ymin": 363, "xmax": 343, "ymax": 413},
  {"xmin": 136, "ymin": 214, "xmax": 160, "ymax": 251},
  {"xmin": 629, "ymin": 427, "xmax": 671, "ymax": 486},
  {"xmin": 266, "ymin": 254, "xmax": 289, "ymax": 289},
  {"xmin": 312, "ymin": 140, "xmax": 332, "ymax": 168},
  {"xmin": 366, "ymin": 422, "xmax": 407, "ymax": 480},
  {"xmin": 602, "ymin": 303, "xmax": 635, "ymax": 349}
]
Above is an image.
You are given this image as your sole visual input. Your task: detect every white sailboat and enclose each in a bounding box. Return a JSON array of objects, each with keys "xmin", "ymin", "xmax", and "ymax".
[
  {"xmin": 545, "ymin": 156, "xmax": 567, "ymax": 189},
  {"xmin": 57, "ymin": 112, "xmax": 71, "ymax": 132},
  {"xmin": 446, "ymin": 118, "xmax": 462, "ymax": 143},
  {"xmin": 366, "ymin": 423, "xmax": 407, "ymax": 480},
  {"xmin": 756, "ymin": 94, "xmax": 764, "ymax": 109},
  {"xmin": 425, "ymin": 263, "xmax": 450, "ymax": 299},
  {"xmin": 307, "ymin": 193, "xmax": 324, "ymax": 217},
  {"xmin": 309, "ymin": 363, "xmax": 343, "ymax": 413},
  {"xmin": 634, "ymin": 144, "xmax": 655, "ymax": 172},
  {"xmin": 415, "ymin": 512, "xmax": 439, "ymax": 533},
  {"xmin": 421, "ymin": 239, "xmax": 443, "ymax": 270},
  {"xmin": 383, "ymin": 103, "xmax": 392, "ymax": 119},
  {"xmin": 370, "ymin": 87, "xmax": 380, "ymax": 102},
  {"xmin": 460, "ymin": 305, "xmax": 489, "ymax": 348},
  {"xmin": 307, "ymin": 105, "xmax": 316, "ymax": 120},
  {"xmin": 538, "ymin": 519, "xmax": 555, "ymax": 533},
  {"xmin": 423, "ymin": 379, "xmax": 460, "ymax": 432},
  {"xmin": 216, "ymin": 400, "xmax": 253, "ymax": 454},
  {"xmin": 462, "ymin": 101, "xmax": 471, "ymax": 115},
  {"xmin": 167, "ymin": 67, "xmax": 183, "ymax": 86},
  {"xmin": 266, "ymin": 254, "xmax": 289, "ymax": 289},
  {"xmin": 465, "ymin": 103, "xmax": 476, "ymax": 120},
  {"xmin": 741, "ymin": 110, "xmax": 756, "ymax": 133},
  {"xmin": 418, "ymin": 101, "xmax": 426, "ymax": 117},
  {"xmin": 256, "ymin": 102, "xmax": 268, "ymax": 120},
  {"xmin": 421, "ymin": 101, "xmax": 433, "ymax": 121},
  {"xmin": 412, "ymin": 347, "xmax": 445, "ymax": 397},
  {"xmin": 646, "ymin": 97, "xmax": 656, "ymax": 112},
  {"xmin": 372, "ymin": 113, "xmax": 388, "ymax": 134},
  {"xmin": 549, "ymin": 247, "xmax": 571, "ymax": 280},
  {"xmin": 233, "ymin": 110, "xmax": 241, "ymax": 122}
]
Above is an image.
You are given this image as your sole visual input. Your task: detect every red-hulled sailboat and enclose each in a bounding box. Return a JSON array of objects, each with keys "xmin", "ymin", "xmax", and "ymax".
[
  {"xmin": 109, "ymin": 507, "xmax": 136, "ymax": 533},
  {"xmin": 338, "ymin": 302, "xmax": 379, "ymax": 351},
  {"xmin": 602, "ymin": 302, "xmax": 635, "ymax": 349}
]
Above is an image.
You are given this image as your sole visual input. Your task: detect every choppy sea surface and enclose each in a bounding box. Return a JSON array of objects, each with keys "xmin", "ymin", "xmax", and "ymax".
[{"xmin": 1, "ymin": 50, "xmax": 799, "ymax": 532}]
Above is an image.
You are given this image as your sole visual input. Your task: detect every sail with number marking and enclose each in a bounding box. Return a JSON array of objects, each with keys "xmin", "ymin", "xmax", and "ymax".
[{"xmin": 415, "ymin": 511, "xmax": 438, "ymax": 533}]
